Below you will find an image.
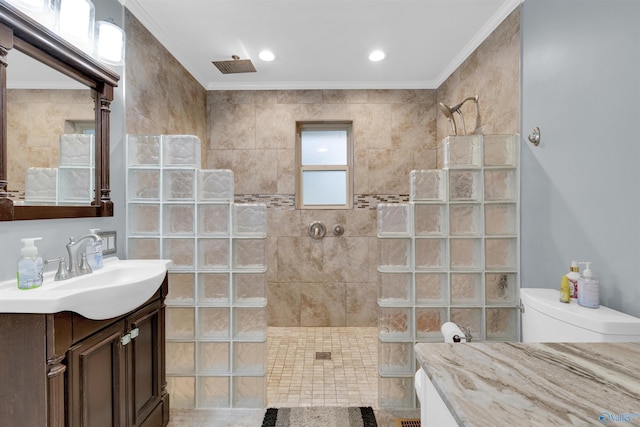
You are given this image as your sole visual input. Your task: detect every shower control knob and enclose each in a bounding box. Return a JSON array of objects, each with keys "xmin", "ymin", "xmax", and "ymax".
[
  {"xmin": 333, "ymin": 224, "xmax": 345, "ymax": 236},
  {"xmin": 308, "ymin": 222, "xmax": 326, "ymax": 239}
]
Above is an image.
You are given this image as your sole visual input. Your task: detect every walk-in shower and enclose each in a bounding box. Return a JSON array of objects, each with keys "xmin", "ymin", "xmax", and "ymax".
[{"xmin": 438, "ymin": 95, "xmax": 479, "ymax": 135}]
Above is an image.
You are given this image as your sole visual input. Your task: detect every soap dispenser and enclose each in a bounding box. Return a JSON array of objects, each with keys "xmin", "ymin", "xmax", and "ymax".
[
  {"xmin": 577, "ymin": 262, "xmax": 599, "ymax": 308},
  {"xmin": 566, "ymin": 260, "xmax": 580, "ymax": 301},
  {"xmin": 86, "ymin": 228, "xmax": 103, "ymax": 270},
  {"xmin": 17, "ymin": 237, "xmax": 44, "ymax": 290}
]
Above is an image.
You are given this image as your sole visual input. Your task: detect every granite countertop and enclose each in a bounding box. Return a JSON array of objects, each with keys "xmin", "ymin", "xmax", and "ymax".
[{"xmin": 415, "ymin": 342, "xmax": 640, "ymax": 426}]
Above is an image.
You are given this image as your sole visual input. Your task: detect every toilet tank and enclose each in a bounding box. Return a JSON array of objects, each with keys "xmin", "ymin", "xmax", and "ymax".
[{"xmin": 520, "ymin": 288, "xmax": 640, "ymax": 342}]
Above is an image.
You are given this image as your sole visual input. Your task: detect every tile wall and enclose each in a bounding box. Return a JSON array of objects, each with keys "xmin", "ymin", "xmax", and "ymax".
[
  {"xmin": 206, "ymin": 90, "xmax": 438, "ymax": 327},
  {"xmin": 124, "ymin": 9, "xmax": 207, "ymax": 141},
  {"xmin": 436, "ymin": 9, "xmax": 521, "ymax": 146},
  {"xmin": 203, "ymin": 9, "xmax": 521, "ymax": 328}
]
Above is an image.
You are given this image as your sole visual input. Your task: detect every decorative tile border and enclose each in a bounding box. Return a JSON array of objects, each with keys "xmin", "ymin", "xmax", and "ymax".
[
  {"xmin": 354, "ymin": 194, "xmax": 410, "ymax": 209},
  {"xmin": 234, "ymin": 194, "xmax": 409, "ymax": 210},
  {"xmin": 235, "ymin": 194, "xmax": 295, "ymax": 208}
]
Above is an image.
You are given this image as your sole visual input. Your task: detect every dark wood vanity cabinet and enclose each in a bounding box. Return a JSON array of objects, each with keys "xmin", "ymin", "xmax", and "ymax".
[{"xmin": 0, "ymin": 275, "xmax": 169, "ymax": 427}]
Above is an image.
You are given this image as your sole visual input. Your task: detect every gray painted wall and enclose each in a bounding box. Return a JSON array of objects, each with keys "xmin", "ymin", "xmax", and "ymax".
[
  {"xmin": 0, "ymin": 0, "xmax": 126, "ymax": 282},
  {"xmin": 521, "ymin": 0, "xmax": 640, "ymax": 317}
]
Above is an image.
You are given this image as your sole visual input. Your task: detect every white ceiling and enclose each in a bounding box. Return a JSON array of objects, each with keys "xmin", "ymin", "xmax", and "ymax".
[{"xmin": 122, "ymin": 0, "xmax": 522, "ymax": 90}]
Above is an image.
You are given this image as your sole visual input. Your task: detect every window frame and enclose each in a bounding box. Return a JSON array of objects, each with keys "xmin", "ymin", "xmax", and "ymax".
[{"xmin": 295, "ymin": 121, "xmax": 354, "ymax": 210}]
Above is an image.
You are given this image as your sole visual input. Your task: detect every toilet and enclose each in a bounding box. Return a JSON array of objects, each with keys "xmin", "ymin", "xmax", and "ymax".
[{"xmin": 520, "ymin": 288, "xmax": 640, "ymax": 342}]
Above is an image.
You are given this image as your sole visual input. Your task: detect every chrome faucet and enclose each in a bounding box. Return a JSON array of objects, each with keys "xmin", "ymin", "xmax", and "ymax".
[{"xmin": 65, "ymin": 234, "xmax": 102, "ymax": 277}]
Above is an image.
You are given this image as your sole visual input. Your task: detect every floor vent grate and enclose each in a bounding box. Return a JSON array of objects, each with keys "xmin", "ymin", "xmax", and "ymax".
[
  {"xmin": 315, "ymin": 351, "xmax": 331, "ymax": 360},
  {"xmin": 396, "ymin": 419, "xmax": 421, "ymax": 427}
]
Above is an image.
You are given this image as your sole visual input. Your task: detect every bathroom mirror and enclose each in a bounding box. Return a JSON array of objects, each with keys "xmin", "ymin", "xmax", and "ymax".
[
  {"xmin": 0, "ymin": 2, "xmax": 120, "ymax": 221},
  {"xmin": 8, "ymin": 50, "xmax": 96, "ymax": 205}
]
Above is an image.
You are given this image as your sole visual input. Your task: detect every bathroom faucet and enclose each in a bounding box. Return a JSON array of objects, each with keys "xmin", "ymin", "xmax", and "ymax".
[{"xmin": 65, "ymin": 233, "xmax": 102, "ymax": 277}]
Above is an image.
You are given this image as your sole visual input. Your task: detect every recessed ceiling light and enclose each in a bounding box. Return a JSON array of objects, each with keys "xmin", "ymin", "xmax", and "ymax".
[
  {"xmin": 368, "ymin": 50, "xmax": 386, "ymax": 62},
  {"xmin": 259, "ymin": 50, "xmax": 276, "ymax": 61}
]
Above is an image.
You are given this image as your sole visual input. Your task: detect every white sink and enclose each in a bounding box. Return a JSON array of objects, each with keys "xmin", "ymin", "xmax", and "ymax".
[{"xmin": 0, "ymin": 257, "xmax": 171, "ymax": 320}]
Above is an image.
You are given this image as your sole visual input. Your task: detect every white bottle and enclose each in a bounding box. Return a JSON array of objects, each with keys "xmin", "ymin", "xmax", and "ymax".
[
  {"xmin": 86, "ymin": 228, "xmax": 103, "ymax": 270},
  {"xmin": 566, "ymin": 260, "xmax": 580, "ymax": 301},
  {"xmin": 17, "ymin": 237, "xmax": 44, "ymax": 290},
  {"xmin": 578, "ymin": 262, "xmax": 599, "ymax": 308}
]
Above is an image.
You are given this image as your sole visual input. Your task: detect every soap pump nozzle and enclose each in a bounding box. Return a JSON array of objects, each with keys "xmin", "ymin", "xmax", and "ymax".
[
  {"xmin": 21, "ymin": 237, "xmax": 42, "ymax": 258},
  {"xmin": 570, "ymin": 260, "xmax": 579, "ymax": 272},
  {"xmin": 578, "ymin": 262, "xmax": 593, "ymax": 277}
]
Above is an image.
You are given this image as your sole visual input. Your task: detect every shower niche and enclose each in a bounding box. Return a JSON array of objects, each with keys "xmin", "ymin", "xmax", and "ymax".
[
  {"xmin": 126, "ymin": 135, "xmax": 268, "ymax": 409},
  {"xmin": 377, "ymin": 134, "xmax": 520, "ymax": 409}
]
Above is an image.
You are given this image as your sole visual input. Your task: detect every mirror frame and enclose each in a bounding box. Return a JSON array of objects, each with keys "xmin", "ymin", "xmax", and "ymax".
[{"xmin": 0, "ymin": 2, "xmax": 120, "ymax": 221}]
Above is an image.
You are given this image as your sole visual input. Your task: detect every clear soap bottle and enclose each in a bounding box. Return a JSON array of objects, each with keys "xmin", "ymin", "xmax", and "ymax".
[
  {"xmin": 578, "ymin": 262, "xmax": 599, "ymax": 308},
  {"xmin": 17, "ymin": 237, "xmax": 44, "ymax": 290}
]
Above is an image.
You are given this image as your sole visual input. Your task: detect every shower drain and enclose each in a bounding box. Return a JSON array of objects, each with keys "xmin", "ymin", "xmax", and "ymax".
[{"xmin": 315, "ymin": 351, "xmax": 331, "ymax": 360}]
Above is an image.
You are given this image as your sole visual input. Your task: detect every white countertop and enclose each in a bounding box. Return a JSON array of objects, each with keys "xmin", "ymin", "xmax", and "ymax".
[{"xmin": 415, "ymin": 342, "xmax": 640, "ymax": 426}]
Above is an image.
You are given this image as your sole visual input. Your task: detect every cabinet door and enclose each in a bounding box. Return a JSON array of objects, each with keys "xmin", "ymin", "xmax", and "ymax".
[
  {"xmin": 67, "ymin": 321, "xmax": 126, "ymax": 427},
  {"xmin": 126, "ymin": 300, "xmax": 164, "ymax": 426}
]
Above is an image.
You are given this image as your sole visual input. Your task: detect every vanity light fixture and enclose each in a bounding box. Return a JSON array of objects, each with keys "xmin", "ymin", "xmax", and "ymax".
[
  {"xmin": 58, "ymin": 0, "xmax": 95, "ymax": 53},
  {"xmin": 5, "ymin": 0, "xmax": 57, "ymax": 30},
  {"xmin": 258, "ymin": 50, "xmax": 276, "ymax": 61},
  {"xmin": 368, "ymin": 49, "xmax": 386, "ymax": 62},
  {"xmin": 6, "ymin": 0, "xmax": 47, "ymax": 10},
  {"xmin": 94, "ymin": 19, "xmax": 126, "ymax": 66}
]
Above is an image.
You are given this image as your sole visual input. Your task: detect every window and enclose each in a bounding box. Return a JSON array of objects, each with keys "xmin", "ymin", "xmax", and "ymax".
[{"xmin": 296, "ymin": 121, "xmax": 353, "ymax": 209}]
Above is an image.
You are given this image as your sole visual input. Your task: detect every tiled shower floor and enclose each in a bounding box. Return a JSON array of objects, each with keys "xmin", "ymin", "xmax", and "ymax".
[
  {"xmin": 267, "ymin": 326, "xmax": 378, "ymax": 408},
  {"xmin": 168, "ymin": 327, "xmax": 419, "ymax": 426}
]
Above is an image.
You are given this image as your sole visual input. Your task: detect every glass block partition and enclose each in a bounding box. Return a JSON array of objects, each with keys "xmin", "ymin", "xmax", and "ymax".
[
  {"xmin": 24, "ymin": 134, "xmax": 94, "ymax": 204},
  {"xmin": 126, "ymin": 134, "xmax": 267, "ymax": 409},
  {"xmin": 377, "ymin": 134, "xmax": 520, "ymax": 409}
]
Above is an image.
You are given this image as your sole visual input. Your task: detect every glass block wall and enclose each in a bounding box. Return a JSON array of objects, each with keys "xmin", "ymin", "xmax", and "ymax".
[
  {"xmin": 377, "ymin": 134, "xmax": 520, "ymax": 409},
  {"xmin": 126, "ymin": 134, "xmax": 268, "ymax": 409},
  {"xmin": 24, "ymin": 134, "xmax": 94, "ymax": 204}
]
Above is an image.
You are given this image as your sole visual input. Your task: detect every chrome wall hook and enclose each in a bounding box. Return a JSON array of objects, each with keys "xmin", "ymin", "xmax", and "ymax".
[{"xmin": 528, "ymin": 126, "xmax": 540, "ymax": 146}]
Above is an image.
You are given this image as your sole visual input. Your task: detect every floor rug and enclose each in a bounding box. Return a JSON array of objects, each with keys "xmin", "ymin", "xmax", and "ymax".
[{"xmin": 262, "ymin": 406, "xmax": 377, "ymax": 427}]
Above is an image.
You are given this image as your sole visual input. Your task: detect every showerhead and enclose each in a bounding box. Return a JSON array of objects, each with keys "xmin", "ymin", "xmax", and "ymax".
[
  {"xmin": 438, "ymin": 102, "xmax": 455, "ymax": 120},
  {"xmin": 438, "ymin": 94, "xmax": 479, "ymax": 135},
  {"xmin": 438, "ymin": 102, "xmax": 457, "ymax": 134},
  {"xmin": 212, "ymin": 55, "xmax": 257, "ymax": 74}
]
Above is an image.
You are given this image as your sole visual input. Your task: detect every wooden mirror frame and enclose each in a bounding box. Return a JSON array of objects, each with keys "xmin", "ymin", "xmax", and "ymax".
[{"xmin": 0, "ymin": 3, "xmax": 120, "ymax": 221}]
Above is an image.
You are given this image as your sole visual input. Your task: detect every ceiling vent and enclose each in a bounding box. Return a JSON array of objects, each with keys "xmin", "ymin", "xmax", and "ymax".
[{"xmin": 212, "ymin": 55, "xmax": 256, "ymax": 74}]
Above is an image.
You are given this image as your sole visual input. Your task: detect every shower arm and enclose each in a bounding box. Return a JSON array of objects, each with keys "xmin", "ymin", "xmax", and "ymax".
[{"xmin": 450, "ymin": 95, "xmax": 479, "ymax": 113}]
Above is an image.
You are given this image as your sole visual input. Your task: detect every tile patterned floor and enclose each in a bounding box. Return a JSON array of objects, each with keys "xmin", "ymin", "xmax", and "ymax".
[
  {"xmin": 267, "ymin": 326, "xmax": 379, "ymax": 408},
  {"xmin": 168, "ymin": 327, "xmax": 420, "ymax": 426}
]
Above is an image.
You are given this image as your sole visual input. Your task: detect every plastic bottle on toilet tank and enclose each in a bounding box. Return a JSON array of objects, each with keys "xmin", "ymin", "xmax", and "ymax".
[
  {"xmin": 578, "ymin": 262, "xmax": 599, "ymax": 308},
  {"xmin": 566, "ymin": 260, "xmax": 580, "ymax": 301},
  {"xmin": 559, "ymin": 276, "xmax": 570, "ymax": 303}
]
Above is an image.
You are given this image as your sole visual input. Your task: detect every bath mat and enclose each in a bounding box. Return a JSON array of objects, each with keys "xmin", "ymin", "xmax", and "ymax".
[{"xmin": 262, "ymin": 406, "xmax": 377, "ymax": 427}]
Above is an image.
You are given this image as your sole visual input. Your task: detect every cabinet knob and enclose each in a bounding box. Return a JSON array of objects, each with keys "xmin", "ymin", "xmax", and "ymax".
[{"xmin": 121, "ymin": 334, "xmax": 131, "ymax": 346}]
